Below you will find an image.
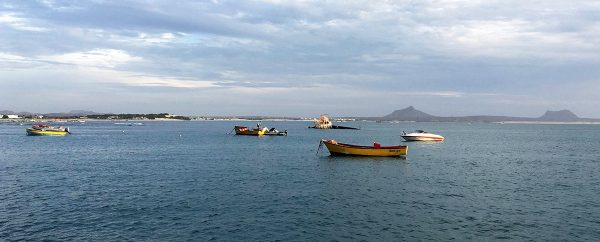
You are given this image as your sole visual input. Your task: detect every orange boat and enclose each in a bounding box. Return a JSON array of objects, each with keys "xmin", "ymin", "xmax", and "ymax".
[{"xmin": 319, "ymin": 139, "xmax": 407, "ymax": 157}]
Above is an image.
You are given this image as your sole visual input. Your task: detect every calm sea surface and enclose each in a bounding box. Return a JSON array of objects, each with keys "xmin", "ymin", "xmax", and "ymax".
[{"xmin": 1, "ymin": 121, "xmax": 600, "ymax": 241}]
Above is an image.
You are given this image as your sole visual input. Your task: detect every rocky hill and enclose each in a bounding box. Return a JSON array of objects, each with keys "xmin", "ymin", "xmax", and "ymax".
[
  {"xmin": 44, "ymin": 110, "xmax": 102, "ymax": 117},
  {"xmin": 376, "ymin": 106, "xmax": 597, "ymax": 122},
  {"xmin": 382, "ymin": 106, "xmax": 436, "ymax": 121},
  {"xmin": 538, "ymin": 110, "xmax": 579, "ymax": 122}
]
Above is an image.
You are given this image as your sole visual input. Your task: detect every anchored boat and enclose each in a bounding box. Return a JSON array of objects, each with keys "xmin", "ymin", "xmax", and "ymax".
[
  {"xmin": 319, "ymin": 139, "xmax": 407, "ymax": 157},
  {"xmin": 311, "ymin": 114, "xmax": 333, "ymax": 129},
  {"xmin": 26, "ymin": 124, "xmax": 70, "ymax": 136},
  {"xmin": 401, "ymin": 130, "xmax": 444, "ymax": 141},
  {"xmin": 234, "ymin": 125, "xmax": 287, "ymax": 136},
  {"xmin": 309, "ymin": 114, "xmax": 359, "ymax": 130}
]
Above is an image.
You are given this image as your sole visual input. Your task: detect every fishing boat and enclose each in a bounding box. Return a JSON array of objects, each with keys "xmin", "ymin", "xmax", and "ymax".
[
  {"xmin": 401, "ymin": 130, "xmax": 444, "ymax": 141},
  {"xmin": 319, "ymin": 139, "xmax": 407, "ymax": 157},
  {"xmin": 264, "ymin": 128, "xmax": 288, "ymax": 136},
  {"xmin": 234, "ymin": 126, "xmax": 264, "ymax": 135},
  {"xmin": 26, "ymin": 124, "xmax": 70, "ymax": 136},
  {"xmin": 234, "ymin": 125, "xmax": 287, "ymax": 136}
]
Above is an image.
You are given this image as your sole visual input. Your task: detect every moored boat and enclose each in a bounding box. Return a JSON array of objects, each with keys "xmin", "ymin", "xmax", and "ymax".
[
  {"xmin": 319, "ymin": 139, "xmax": 407, "ymax": 157},
  {"xmin": 234, "ymin": 125, "xmax": 287, "ymax": 136},
  {"xmin": 264, "ymin": 127, "xmax": 288, "ymax": 136},
  {"xmin": 309, "ymin": 114, "xmax": 359, "ymax": 130},
  {"xmin": 311, "ymin": 114, "xmax": 333, "ymax": 129},
  {"xmin": 26, "ymin": 124, "xmax": 70, "ymax": 136},
  {"xmin": 234, "ymin": 125, "xmax": 265, "ymax": 135},
  {"xmin": 401, "ymin": 130, "xmax": 444, "ymax": 141}
]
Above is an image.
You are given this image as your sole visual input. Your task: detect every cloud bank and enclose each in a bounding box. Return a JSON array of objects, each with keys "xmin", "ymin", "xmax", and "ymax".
[{"xmin": 1, "ymin": 0, "xmax": 599, "ymax": 117}]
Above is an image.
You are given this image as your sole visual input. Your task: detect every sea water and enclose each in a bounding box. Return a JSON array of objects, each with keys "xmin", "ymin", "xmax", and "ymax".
[{"xmin": 1, "ymin": 121, "xmax": 599, "ymax": 240}]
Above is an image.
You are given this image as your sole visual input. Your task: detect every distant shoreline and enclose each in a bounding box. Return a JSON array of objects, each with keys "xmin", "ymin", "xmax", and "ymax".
[
  {"xmin": 496, "ymin": 121, "xmax": 600, "ymax": 125},
  {"xmin": 3, "ymin": 118, "xmax": 600, "ymax": 125},
  {"xmin": 0, "ymin": 118, "xmax": 315, "ymax": 123}
]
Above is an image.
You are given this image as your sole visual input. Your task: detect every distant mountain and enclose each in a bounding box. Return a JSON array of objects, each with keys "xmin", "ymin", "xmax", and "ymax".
[
  {"xmin": 382, "ymin": 106, "xmax": 436, "ymax": 121},
  {"xmin": 0, "ymin": 110, "xmax": 15, "ymax": 114},
  {"xmin": 44, "ymin": 110, "xmax": 102, "ymax": 117},
  {"xmin": 538, "ymin": 110, "xmax": 579, "ymax": 122},
  {"xmin": 373, "ymin": 106, "xmax": 598, "ymax": 123},
  {"xmin": 69, "ymin": 110, "xmax": 102, "ymax": 115},
  {"xmin": 0, "ymin": 110, "xmax": 103, "ymax": 117},
  {"xmin": 0, "ymin": 110, "xmax": 33, "ymax": 115}
]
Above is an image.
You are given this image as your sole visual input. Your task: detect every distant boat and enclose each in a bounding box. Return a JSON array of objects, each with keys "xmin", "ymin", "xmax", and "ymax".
[
  {"xmin": 311, "ymin": 114, "xmax": 333, "ymax": 129},
  {"xmin": 401, "ymin": 130, "xmax": 444, "ymax": 141},
  {"xmin": 114, "ymin": 122, "xmax": 143, "ymax": 126},
  {"xmin": 319, "ymin": 139, "xmax": 407, "ymax": 157},
  {"xmin": 234, "ymin": 125, "xmax": 287, "ymax": 136},
  {"xmin": 26, "ymin": 124, "xmax": 70, "ymax": 136},
  {"xmin": 330, "ymin": 125, "xmax": 359, "ymax": 130},
  {"xmin": 309, "ymin": 114, "xmax": 359, "ymax": 130}
]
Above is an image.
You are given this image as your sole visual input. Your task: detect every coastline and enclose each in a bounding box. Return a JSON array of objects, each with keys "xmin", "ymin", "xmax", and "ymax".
[
  {"xmin": 3, "ymin": 118, "xmax": 600, "ymax": 125},
  {"xmin": 496, "ymin": 121, "xmax": 600, "ymax": 125}
]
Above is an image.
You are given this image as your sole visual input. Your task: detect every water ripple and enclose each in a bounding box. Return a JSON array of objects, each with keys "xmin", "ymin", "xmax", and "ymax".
[{"xmin": 1, "ymin": 122, "xmax": 600, "ymax": 240}]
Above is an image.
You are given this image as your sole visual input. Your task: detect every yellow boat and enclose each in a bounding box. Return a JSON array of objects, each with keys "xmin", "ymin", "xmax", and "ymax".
[
  {"xmin": 234, "ymin": 125, "xmax": 287, "ymax": 136},
  {"xmin": 319, "ymin": 139, "xmax": 407, "ymax": 157},
  {"xmin": 234, "ymin": 125, "xmax": 266, "ymax": 136},
  {"xmin": 26, "ymin": 124, "xmax": 70, "ymax": 136}
]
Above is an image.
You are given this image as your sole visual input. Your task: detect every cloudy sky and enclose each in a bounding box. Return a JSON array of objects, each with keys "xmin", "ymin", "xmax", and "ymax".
[{"xmin": 1, "ymin": 0, "xmax": 599, "ymax": 117}]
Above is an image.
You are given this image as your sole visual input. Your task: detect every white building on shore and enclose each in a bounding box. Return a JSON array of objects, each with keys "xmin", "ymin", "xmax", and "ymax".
[{"xmin": 2, "ymin": 114, "xmax": 20, "ymax": 119}]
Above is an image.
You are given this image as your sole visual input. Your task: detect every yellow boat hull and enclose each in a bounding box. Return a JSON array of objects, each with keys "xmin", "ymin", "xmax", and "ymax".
[
  {"xmin": 321, "ymin": 140, "xmax": 407, "ymax": 157},
  {"xmin": 235, "ymin": 130, "xmax": 265, "ymax": 136},
  {"xmin": 234, "ymin": 126, "xmax": 265, "ymax": 136},
  {"xmin": 26, "ymin": 129, "xmax": 69, "ymax": 136}
]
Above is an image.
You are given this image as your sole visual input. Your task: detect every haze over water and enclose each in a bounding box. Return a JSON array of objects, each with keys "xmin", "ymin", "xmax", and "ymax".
[{"xmin": 2, "ymin": 121, "xmax": 599, "ymax": 240}]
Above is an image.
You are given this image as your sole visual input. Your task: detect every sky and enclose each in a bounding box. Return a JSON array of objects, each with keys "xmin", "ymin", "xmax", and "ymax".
[{"xmin": 1, "ymin": 0, "xmax": 600, "ymax": 117}]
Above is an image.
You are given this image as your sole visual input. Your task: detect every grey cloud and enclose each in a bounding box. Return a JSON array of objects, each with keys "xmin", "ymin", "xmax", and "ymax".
[{"xmin": 2, "ymin": 0, "xmax": 600, "ymax": 116}]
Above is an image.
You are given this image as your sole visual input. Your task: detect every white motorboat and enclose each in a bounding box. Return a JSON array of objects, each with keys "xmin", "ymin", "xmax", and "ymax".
[{"xmin": 401, "ymin": 130, "xmax": 444, "ymax": 141}]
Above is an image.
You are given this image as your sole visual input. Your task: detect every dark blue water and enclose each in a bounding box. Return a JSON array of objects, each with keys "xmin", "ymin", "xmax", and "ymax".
[{"xmin": 1, "ymin": 121, "xmax": 600, "ymax": 240}]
